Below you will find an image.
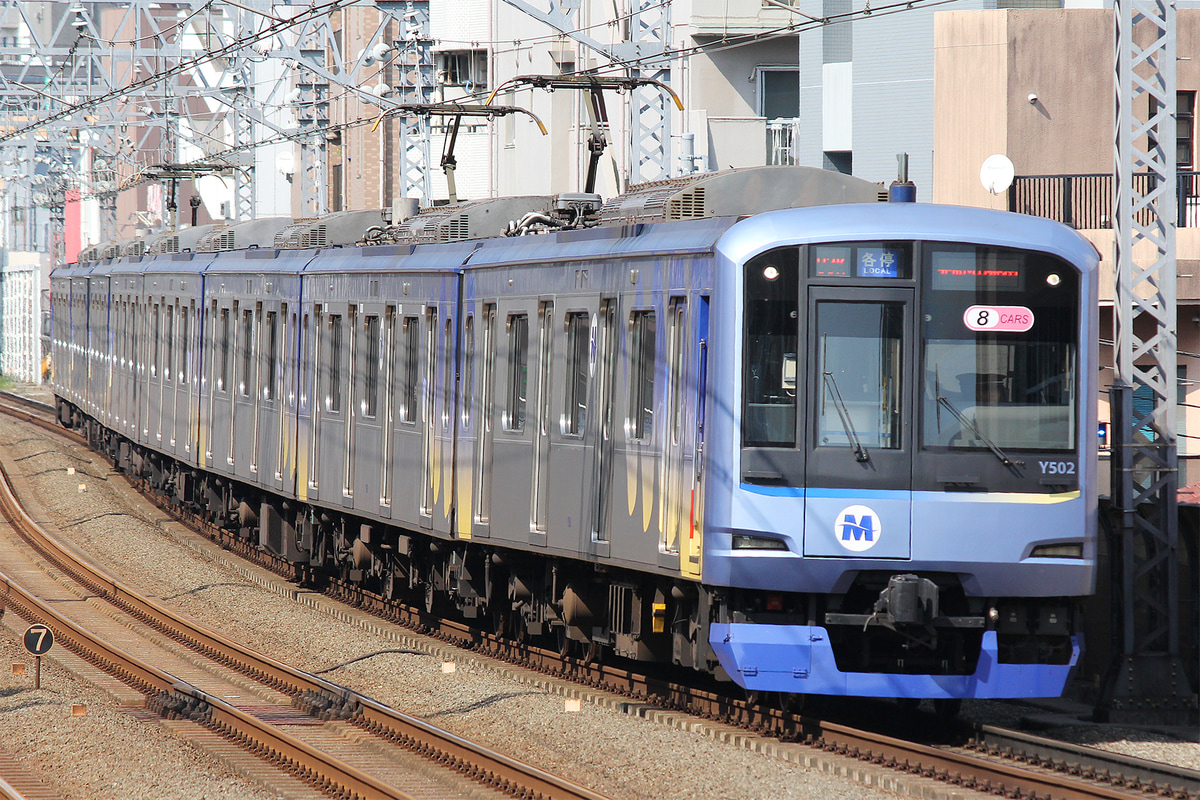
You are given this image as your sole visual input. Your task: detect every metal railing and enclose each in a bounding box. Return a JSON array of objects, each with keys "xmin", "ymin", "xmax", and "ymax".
[
  {"xmin": 1010, "ymin": 171, "xmax": 1200, "ymax": 228},
  {"xmin": 767, "ymin": 118, "xmax": 801, "ymax": 166}
]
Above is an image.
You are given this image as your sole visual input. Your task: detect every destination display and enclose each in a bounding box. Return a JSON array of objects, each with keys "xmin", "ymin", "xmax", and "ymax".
[
  {"xmin": 811, "ymin": 243, "xmax": 909, "ymax": 279},
  {"xmin": 930, "ymin": 249, "xmax": 1024, "ymax": 291}
]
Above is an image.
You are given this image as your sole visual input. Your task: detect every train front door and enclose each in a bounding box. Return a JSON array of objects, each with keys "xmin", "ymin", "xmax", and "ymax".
[{"xmin": 802, "ymin": 286, "xmax": 915, "ymax": 559}]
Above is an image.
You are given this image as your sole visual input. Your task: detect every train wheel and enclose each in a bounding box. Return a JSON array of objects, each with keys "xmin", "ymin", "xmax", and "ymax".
[
  {"xmin": 582, "ymin": 639, "xmax": 603, "ymax": 664},
  {"xmin": 933, "ymin": 699, "xmax": 962, "ymax": 719},
  {"xmin": 489, "ymin": 604, "xmax": 507, "ymax": 638},
  {"xmin": 554, "ymin": 626, "xmax": 572, "ymax": 658},
  {"xmin": 424, "ymin": 570, "xmax": 436, "ymax": 615},
  {"xmin": 777, "ymin": 692, "xmax": 808, "ymax": 715},
  {"xmin": 383, "ymin": 563, "xmax": 397, "ymax": 601}
]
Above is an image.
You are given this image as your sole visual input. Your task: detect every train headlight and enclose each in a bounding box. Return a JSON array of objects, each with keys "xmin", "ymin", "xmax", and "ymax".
[
  {"xmin": 732, "ymin": 534, "xmax": 789, "ymax": 551},
  {"xmin": 762, "ymin": 265, "xmax": 780, "ymax": 281},
  {"xmin": 1046, "ymin": 273, "xmax": 1061, "ymax": 287}
]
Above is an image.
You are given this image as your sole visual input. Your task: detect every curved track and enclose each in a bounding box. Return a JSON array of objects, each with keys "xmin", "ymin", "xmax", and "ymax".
[
  {"xmin": 0, "ymin": 395, "xmax": 612, "ymax": 800},
  {"xmin": 4, "ymin": 393, "xmax": 1197, "ymax": 800}
]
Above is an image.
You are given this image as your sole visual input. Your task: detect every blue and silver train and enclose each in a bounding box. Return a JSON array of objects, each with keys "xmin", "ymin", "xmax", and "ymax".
[{"xmin": 51, "ymin": 166, "xmax": 1099, "ymax": 705}]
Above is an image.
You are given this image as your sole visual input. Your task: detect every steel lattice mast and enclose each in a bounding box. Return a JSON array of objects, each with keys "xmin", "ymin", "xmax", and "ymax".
[
  {"xmin": 1106, "ymin": 0, "xmax": 1192, "ymax": 718},
  {"xmin": 499, "ymin": 0, "xmax": 675, "ymax": 187}
]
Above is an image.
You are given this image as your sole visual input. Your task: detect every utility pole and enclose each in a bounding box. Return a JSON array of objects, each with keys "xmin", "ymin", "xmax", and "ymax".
[{"xmin": 1105, "ymin": 0, "xmax": 1192, "ymax": 721}]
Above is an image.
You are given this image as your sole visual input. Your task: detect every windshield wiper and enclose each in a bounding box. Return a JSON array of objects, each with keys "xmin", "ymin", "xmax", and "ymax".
[
  {"xmin": 936, "ymin": 395, "xmax": 1024, "ymax": 469},
  {"xmin": 823, "ymin": 372, "xmax": 869, "ymax": 463}
]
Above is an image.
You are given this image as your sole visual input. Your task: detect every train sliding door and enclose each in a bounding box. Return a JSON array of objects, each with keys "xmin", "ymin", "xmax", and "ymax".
[{"xmin": 802, "ymin": 285, "xmax": 915, "ymax": 559}]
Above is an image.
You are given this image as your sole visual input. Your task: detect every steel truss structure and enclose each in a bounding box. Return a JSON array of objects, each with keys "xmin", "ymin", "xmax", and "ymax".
[
  {"xmin": 1107, "ymin": 0, "xmax": 1192, "ymax": 718},
  {"xmin": 0, "ymin": 1, "xmax": 436, "ymax": 249},
  {"xmin": 499, "ymin": 0, "xmax": 674, "ymax": 186}
]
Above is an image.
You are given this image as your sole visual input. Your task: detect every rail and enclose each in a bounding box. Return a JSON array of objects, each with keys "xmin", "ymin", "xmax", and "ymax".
[
  {"xmin": 13, "ymin": 396, "xmax": 1198, "ymax": 800},
  {"xmin": 0, "ymin": 420, "xmax": 611, "ymax": 800}
]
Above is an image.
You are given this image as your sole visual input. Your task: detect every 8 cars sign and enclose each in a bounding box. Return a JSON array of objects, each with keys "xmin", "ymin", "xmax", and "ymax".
[{"xmin": 963, "ymin": 305, "xmax": 1034, "ymax": 333}]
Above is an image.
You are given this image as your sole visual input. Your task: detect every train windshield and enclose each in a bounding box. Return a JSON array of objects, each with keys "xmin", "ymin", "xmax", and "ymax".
[{"xmin": 920, "ymin": 244, "xmax": 1078, "ymax": 452}]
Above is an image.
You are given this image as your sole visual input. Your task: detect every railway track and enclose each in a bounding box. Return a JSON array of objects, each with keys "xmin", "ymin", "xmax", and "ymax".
[
  {"xmin": 0, "ymin": 395, "xmax": 612, "ymax": 800},
  {"xmin": 2, "ymin": 392, "xmax": 1197, "ymax": 800}
]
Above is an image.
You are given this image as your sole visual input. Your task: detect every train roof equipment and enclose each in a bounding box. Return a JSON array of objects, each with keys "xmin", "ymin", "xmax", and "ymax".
[
  {"xmin": 597, "ymin": 165, "xmax": 886, "ymax": 226},
  {"xmin": 194, "ymin": 217, "xmax": 295, "ymax": 252},
  {"xmin": 142, "ymin": 224, "xmax": 220, "ymax": 255},
  {"xmin": 389, "ymin": 196, "xmax": 554, "ymax": 245},
  {"xmin": 274, "ymin": 209, "xmax": 392, "ymax": 250}
]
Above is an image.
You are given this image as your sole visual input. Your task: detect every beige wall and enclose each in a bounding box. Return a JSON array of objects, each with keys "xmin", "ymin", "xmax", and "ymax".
[
  {"xmin": 933, "ymin": 9, "xmax": 1112, "ymax": 209},
  {"xmin": 933, "ymin": 11, "xmax": 1009, "ymax": 210}
]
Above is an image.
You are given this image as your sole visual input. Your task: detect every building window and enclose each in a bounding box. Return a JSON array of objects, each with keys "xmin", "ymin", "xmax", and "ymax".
[
  {"xmin": 825, "ymin": 151, "xmax": 853, "ymax": 174},
  {"xmin": 757, "ymin": 68, "xmax": 799, "ymax": 120},
  {"xmin": 1179, "ymin": 91, "xmax": 1195, "ymax": 170},
  {"xmin": 436, "ymin": 50, "xmax": 487, "ymax": 89}
]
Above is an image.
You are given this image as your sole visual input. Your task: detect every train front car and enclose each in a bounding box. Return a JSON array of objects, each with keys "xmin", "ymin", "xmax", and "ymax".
[{"xmin": 705, "ymin": 203, "xmax": 1099, "ymax": 702}]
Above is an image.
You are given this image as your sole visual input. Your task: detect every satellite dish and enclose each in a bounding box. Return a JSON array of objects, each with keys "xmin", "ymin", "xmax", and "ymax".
[
  {"xmin": 275, "ymin": 151, "xmax": 295, "ymax": 177},
  {"xmin": 980, "ymin": 154, "xmax": 1015, "ymax": 195}
]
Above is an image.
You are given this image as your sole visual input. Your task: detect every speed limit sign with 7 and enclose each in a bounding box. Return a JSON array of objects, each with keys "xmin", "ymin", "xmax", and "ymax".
[{"xmin": 23, "ymin": 624, "xmax": 54, "ymax": 656}]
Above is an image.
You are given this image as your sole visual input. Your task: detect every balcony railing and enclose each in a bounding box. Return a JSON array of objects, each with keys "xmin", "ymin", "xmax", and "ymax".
[
  {"xmin": 1010, "ymin": 172, "xmax": 1200, "ymax": 228},
  {"xmin": 767, "ymin": 118, "xmax": 800, "ymax": 166}
]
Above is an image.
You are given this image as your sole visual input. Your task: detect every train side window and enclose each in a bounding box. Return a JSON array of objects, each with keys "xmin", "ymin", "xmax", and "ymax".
[
  {"xmin": 401, "ymin": 316, "xmax": 419, "ymax": 423},
  {"xmin": 241, "ymin": 307, "xmax": 254, "ymax": 397},
  {"xmin": 475, "ymin": 305, "xmax": 496, "ymax": 524},
  {"xmin": 504, "ymin": 313, "xmax": 529, "ymax": 432},
  {"xmin": 442, "ymin": 316, "xmax": 453, "ymax": 430},
  {"xmin": 329, "ymin": 314, "xmax": 343, "ymax": 413},
  {"xmin": 179, "ymin": 305, "xmax": 190, "ymax": 386},
  {"xmin": 164, "ymin": 305, "xmax": 174, "ymax": 383},
  {"xmin": 381, "ymin": 307, "xmax": 396, "ymax": 506},
  {"xmin": 219, "ymin": 307, "xmax": 230, "ymax": 393},
  {"xmin": 265, "ymin": 310, "xmax": 278, "ymax": 402},
  {"xmin": 563, "ymin": 311, "xmax": 589, "ymax": 437},
  {"xmin": 669, "ymin": 299, "xmax": 687, "ymax": 446},
  {"xmin": 627, "ymin": 310, "xmax": 656, "ymax": 442},
  {"xmin": 151, "ymin": 303, "xmax": 160, "ymax": 379},
  {"xmin": 302, "ymin": 311, "xmax": 313, "ymax": 411},
  {"xmin": 462, "ymin": 315, "xmax": 474, "ymax": 428},
  {"xmin": 363, "ymin": 314, "xmax": 379, "ymax": 418}
]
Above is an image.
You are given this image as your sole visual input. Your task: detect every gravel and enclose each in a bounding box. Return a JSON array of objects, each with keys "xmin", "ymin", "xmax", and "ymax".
[{"xmin": 1, "ymin": 388, "xmax": 1197, "ymax": 800}]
